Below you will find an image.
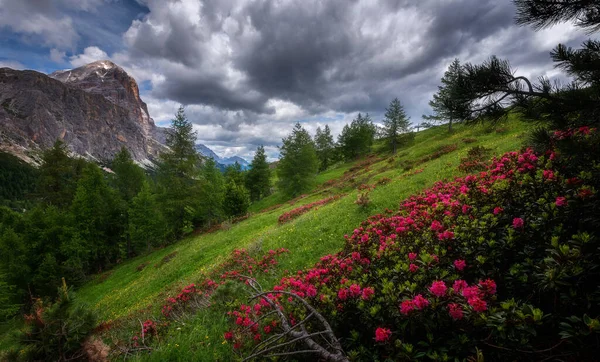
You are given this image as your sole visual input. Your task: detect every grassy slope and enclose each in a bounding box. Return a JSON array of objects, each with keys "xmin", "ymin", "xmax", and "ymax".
[{"xmin": 0, "ymin": 119, "xmax": 529, "ymax": 359}]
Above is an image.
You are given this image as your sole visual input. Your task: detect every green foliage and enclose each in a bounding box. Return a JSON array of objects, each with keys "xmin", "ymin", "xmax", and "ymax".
[
  {"xmin": 0, "ymin": 152, "xmax": 38, "ymax": 210},
  {"xmin": 223, "ymin": 162, "xmax": 245, "ymax": 186},
  {"xmin": 71, "ymin": 163, "xmax": 125, "ymax": 271},
  {"xmin": 17, "ymin": 283, "xmax": 96, "ymax": 362},
  {"xmin": 35, "ymin": 140, "xmax": 87, "ymax": 208},
  {"xmin": 110, "ymin": 147, "xmax": 145, "ymax": 203},
  {"xmin": 277, "ymin": 123, "xmax": 319, "ymax": 197},
  {"xmin": 315, "ymin": 125, "xmax": 336, "ymax": 171},
  {"xmin": 197, "ymin": 157, "xmax": 226, "ymax": 225},
  {"xmin": 444, "ymin": 3, "xmax": 600, "ymax": 131},
  {"xmin": 230, "ymin": 130, "xmax": 600, "ymax": 360},
  {"xmin": 223, "ymin": 181, "xmax": 250, "ymax": 218},
  {"xmin": 382, "ymin": 98, "xmax": 412, "ymax": 153},
  {"xmin": 157, "ymin": 106, "xmax": 202, "ymax": 239},
  {"xmin": 423, "ymin": 58, "xmax": 468, "ymax": 132},
  {"xmin": 245, "ymin": 145, "xmax": 271, "ymax": 201},
  {"xmin": 337, "ymin": 113, "xmax": 376, "ymax": 160},
  {"xmin": 128, "ymin": 181, "xmax": 168, "ymax": 253},
  {"xmin": 0, "ymin": 272, "xmax": 19, "ymax": 321},
  {"xmin": 160, "ymin": 106, "xmax": 200, "ymax": 179}
]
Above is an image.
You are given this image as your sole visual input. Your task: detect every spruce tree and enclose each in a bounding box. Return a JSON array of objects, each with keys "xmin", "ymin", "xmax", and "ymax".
[
  {"xmin": 277, "ymin": 123, "xmax": 319, "ymax": 197},
  {"xmin": 128, "ymin": 181, "xmax": 167, "ymax": 253},
  {"xmin": 314, "ymin": 125, "xmax": 335, "ymax": 171},
  {"xmin": 223, "ymin": 181, "xmax": 250, "ymax": 218},
  {"xmin": 197, "ymin": 157, "xmax": 225, "ymax": 225},
  {"xmin": 337, "ymin": 113, "xmax": 376, "ymax": 160},
  {"xmin": 382, "ymin": 98, "xmax": 411, "ymax": 153},
  {"xmin": 224, "ymin": 162, "xmax": 245, "ymax": 186},
  {"xmin": 156, "ymin": 106, "xmax": 202, "ymax": 238},
  {"xmin": 423, "ymin": 59, "xmax": 467, "ymax": 132},
  {"xmin": 246, "ymin": 145, "xmax": 271, "ymax": 201},
  {"xmin": 111, "ymin": 147, "xmax": 145, "ymax": 203},
  {"xmin": 36, "ymin": 140, "xmax": 86, "ymax": 208},
  {"xmin": 71, "ymin": 163, "xmax": 124, "ymax": 271}
]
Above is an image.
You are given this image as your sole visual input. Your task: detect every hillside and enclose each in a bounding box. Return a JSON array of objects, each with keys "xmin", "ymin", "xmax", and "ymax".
[{"xmin": 0, "ymin": 120, "xmax": 529, "ymax": 359}]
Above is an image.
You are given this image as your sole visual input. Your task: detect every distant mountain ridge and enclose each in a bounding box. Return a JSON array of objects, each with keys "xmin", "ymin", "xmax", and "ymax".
[
  {"xmin": 195, "ymin": 144, "xmax": 249, "ymax": 170},
  {"xmin": 0, "ymin": 60, "xmax": 166, "ymax": 165}
]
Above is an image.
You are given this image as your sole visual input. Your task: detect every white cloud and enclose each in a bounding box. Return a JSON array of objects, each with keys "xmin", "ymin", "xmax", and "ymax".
[
  {"xmin": 69, "ymin": 46, "xmax": 109, "ymax": 67},
  {"xmin": 0, "ymin": 60, "xmax": 25, "ymax": 70},
  {"xmin": 0, "ymin": 0, "xmax": 79, "ymax": 49}
]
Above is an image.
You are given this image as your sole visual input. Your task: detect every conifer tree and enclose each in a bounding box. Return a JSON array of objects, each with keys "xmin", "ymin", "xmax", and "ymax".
[
  {"xmin": 314, "ymin": 125, "xmax": 335, "ymax": 171},
  {"xmin": 382, "ymin": 98, "xmax": 411, "ymax": 153},
  {"xmin": 157, "ymin": 106, "xmax": 202, "ymax": 238},
  {"xmin": 423, "ymin": 59, "xmax": 467, "ymax": 132},
  {"xmin": 246, "ymin": 145, "xmax": 271, "ymax": 201},
  {"xmin": 36, "ymin": 140, "xmax": 86, "ymax": 208},
  {"xmin": 444, "ymin": 1, "xmax": 600, "ymax": 130},
  {"xmin": 277, "ymin": 123, "xmax": 319, "ymax": 197},
  {"xmin": 71, "ymin": 163, "xmax": 124, "ymax": 271},
  {"xmin": 128, "ymin": 181, "xmax": 167, "ymax": 253},
  {"xmin": 111, "ymin": 147, "xmax": 145, "ymax": 203},
  {"xmin": 223, "ymin": 181, "xmax": 250, "ymax": 218},
  {"xmin": 197, "ymin": 157, "xmax": 225, "ymax": 225},
  {"xmin": 224, "ymin": 162, "xmax": 245, "ymax": 186},
  {"xmin": 337, "ymin": 113, "xmax": 376, "ymax": 160}
]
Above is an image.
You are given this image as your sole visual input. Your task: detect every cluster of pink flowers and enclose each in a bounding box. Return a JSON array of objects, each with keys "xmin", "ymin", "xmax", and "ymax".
[
  {"xmin": 278, "ymin": 195, "xmax": 344, "ymax": 224},
  {"xmin": 375, "ymin": 327, "xmax": 392, "ymax": 342},
  {"xmin": 225, "ymin": 144, "xmax": 589, "ymax": 353}
]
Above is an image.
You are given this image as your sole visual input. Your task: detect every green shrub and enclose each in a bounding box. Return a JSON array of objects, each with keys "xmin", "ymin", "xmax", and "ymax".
[
  {"xmin": 16, "ymin": 281, "xmax": 97, "ymax": 361},
  {"xmin": 227, "ymin": 127, "xmax": 600, "ymax": 360}
]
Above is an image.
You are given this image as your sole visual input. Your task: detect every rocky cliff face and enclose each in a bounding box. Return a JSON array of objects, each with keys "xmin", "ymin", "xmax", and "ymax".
[{"xmin": 0, "ymin": 60, "xmax": 165, "ymax": 165}]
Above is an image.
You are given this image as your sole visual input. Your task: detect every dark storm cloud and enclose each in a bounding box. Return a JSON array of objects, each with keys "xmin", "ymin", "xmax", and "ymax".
[
  {"xmin": 124, "ymin": 0, "xmax": 587, "ymax": 126},
  {"xmin": 2, "ymin": 0, "xmax": 590, "ymax": 158}
]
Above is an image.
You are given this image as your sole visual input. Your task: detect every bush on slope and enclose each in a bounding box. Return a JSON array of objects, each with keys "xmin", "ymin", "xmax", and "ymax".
[{"xmin": 228, "ymin": 127, "xmax": 600, "ymax": 361}]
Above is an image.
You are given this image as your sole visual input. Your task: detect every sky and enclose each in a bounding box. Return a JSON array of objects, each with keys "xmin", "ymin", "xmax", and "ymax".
[{"xmin": 0, "ymin": 0, "xmax": 591, "ymax": 161}]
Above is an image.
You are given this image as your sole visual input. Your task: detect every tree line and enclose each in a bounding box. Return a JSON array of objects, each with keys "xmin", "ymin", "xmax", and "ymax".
[
  {"xmin": 0, "ymin": 95, "xmax": 414, "ymax": 318},
  {"xmin": 0, "ymin": 107, "xmax": 272, "ymax": 317}
]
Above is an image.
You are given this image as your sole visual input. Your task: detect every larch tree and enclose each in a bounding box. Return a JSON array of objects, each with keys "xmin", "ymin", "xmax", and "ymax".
[
  {"xmin": 277, "ymin": 123, "xmax": 319, "ymax": 197},
  {"xmin": 157, "ymin": 106, "xmax": 202, "ymax": 239},
  {"xmin": 382, "ymin": 98, "xmax": 411, "ymax": 153},
  {"xmin": 423, "ymin": 59, "xmax": 468, "ymax": 132},
  {"xmin": 314, "ymin": 125, "xmax": 335, "ymax": 171},
  {"xmin": 246, "ymin": 145, "xmax": 271, "ymax": 201}
]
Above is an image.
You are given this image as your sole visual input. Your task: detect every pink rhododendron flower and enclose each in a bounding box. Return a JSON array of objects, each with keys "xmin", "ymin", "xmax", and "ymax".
[
  {"xmin": 453, "ymin": 259, "xmax": 466, "ymax": 271},
  {"xmin": 375, "ymin": 327, "xmax": 392, "ymax": 342},
  {"xmin": 453, "ymin": 280, "xmax": 468, "ymax": 292},
  {"xmin": 555, "ymin": 196, "xmax": 567, "ymax": 207},
  {"xmin": 543, "ymin": 170, "xmax": 555, "ymax": 180},
  {"xmin": 513, "ymin": 217, "xmax": 524, "ymax": 229},
  {"xmin": 408, "ymin": 252, "xmax": 417, "ymax": 261},
  {"xmin": 413, "ymin": 294, "xmax": 430, "ymax": 309},
  {"xmin": 468, "ymin": 297, "xmax": 487, "ymax": 312},
  {"xmin": 479, "ymin": 279, "xmax": 497, "ymax": 295},
  {"xmin": 400, "ymin": 300, "xmax": 415, "ymax": 314},
  {"xmin": 430, "ymin": 220, "xmax": 443, "ymax": 231},
  {"xmin": 448, "ymin": 303, "xmax": 464, "ymax": 320},
  {"xmin": 462, "ymin": 286, "xmax": 480, "ymax": 299},
  {"xmin": 224, "ymin": 331, "xmax": 234, "ymax": 340},
  {"xmin": 361, "ymin": 287, "xmax": 375, "ymax": 300},
  {"xmin": 438, "ymin": 230, "xmax": 454, "ymax": 240},
  {"xmin": 493, "ymin": 207, "xmax": 503, "ymax": 215},
  {"xmin": 429, "ymin": 281, "xmax": 447, "ymax": 297},
  {"xmin": 409, "ymin": 263, "xmax": 419, "ymax": 273},
  {"xmin": 349, "ymin": 284, "xmax": 361, "ymax": 297},
  {"xmin": 338, "ymin": 288, "xmax": 348, "ymax": 301}
]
